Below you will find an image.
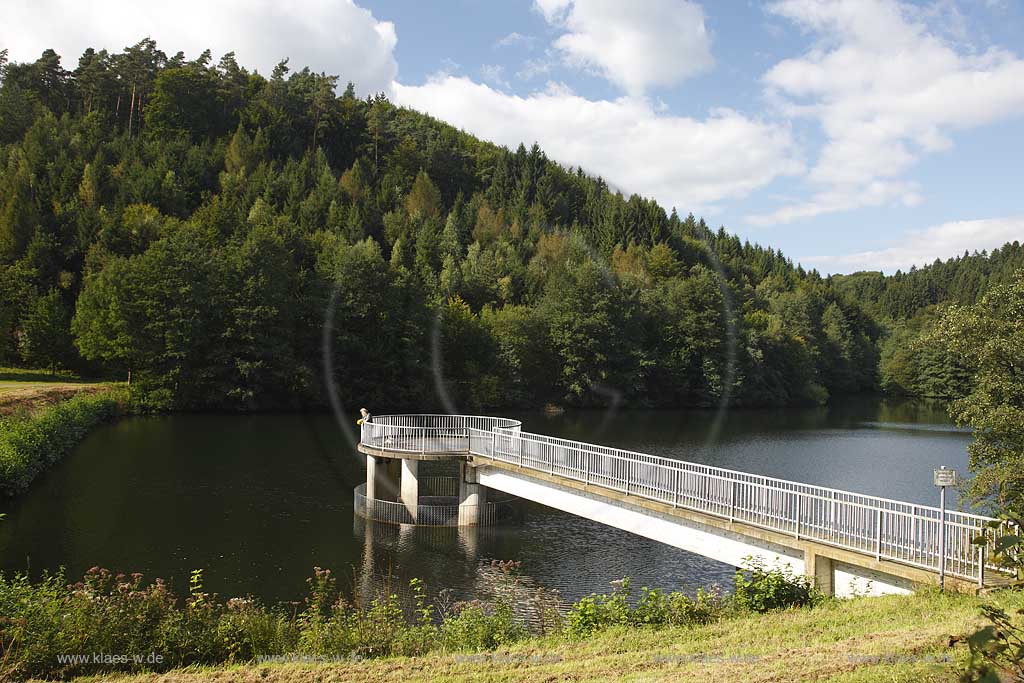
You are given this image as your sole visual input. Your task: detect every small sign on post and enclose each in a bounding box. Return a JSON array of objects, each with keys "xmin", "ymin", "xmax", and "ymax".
[
  {"xmin": 934, "ymin": 466, "xmax": 958, "ymax": 591},
  {"xmin": 934, "ymin": 467, "xmax": 958, "ymax": 487}
]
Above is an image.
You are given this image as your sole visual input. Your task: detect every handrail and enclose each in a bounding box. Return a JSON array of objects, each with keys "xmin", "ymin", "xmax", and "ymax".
[
  {"xmin": 359, "ymin": 414, "xmax": 1007, "ymax": 584},
  {"xmin": 498, "ymin": 429, "xmax": 991, "ymax": 524}
]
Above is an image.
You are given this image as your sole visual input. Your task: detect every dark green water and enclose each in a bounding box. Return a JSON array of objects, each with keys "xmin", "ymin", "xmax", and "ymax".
[{"xmin": 0, "ymin": 398, "xmax": 971, "ymax": 605}]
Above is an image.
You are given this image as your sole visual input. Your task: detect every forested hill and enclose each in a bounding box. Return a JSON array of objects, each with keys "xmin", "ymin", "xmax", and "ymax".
[
  {"xmin": 0, "ymin": 42, "xmax": 1014, "ymax": 411},
  {"xmin": 828, "ymin": 244, "xmax": 1024, "ymax": 398},
  {"xmin": 831, "ymin": 244, "xmax": 1024, "ymax": 321}
]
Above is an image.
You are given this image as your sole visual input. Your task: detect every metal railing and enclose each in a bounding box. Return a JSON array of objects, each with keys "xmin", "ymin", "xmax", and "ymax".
[
  {"xmin": 353, "ymin": 480, "xmax": 519, "ymax": 527},
  {"xmin": 359, "ymin": 414, "xmax": 1008, "ymax": 584},
  {"xmin": 360, "ymin": 414, "xmax": 521, "ymax": 455}
]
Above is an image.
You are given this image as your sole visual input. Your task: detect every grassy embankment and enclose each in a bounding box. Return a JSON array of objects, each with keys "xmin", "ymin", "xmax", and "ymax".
[
  {"xmin": 0, "ymin": 367, "xmax": 111, "ymax": 416},
  {"xmin": 54, "ymin": 589, "xmax": 1019, "ymax": 683},
  {"xmin": 0, "ymin": 368, "xmax": 126, "ymax": 496}
]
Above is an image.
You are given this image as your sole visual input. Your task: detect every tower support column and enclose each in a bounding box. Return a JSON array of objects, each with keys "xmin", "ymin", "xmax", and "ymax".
[
  {"xmin": 365, "ymin": 455, "xmax": 378, "ymax": 499},
  {"xmin": 401, "ymin": 458, "xmax": 419, "ymax": 522},
  {"xmin": 458, "ymin": 462, "xmax": 489, "ymax": 526}
]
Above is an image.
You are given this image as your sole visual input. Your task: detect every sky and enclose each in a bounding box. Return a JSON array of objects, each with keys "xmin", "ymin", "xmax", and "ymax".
[{"xmin": 3, "ymin": 0, "xmax": 1024, "ymax": 274}]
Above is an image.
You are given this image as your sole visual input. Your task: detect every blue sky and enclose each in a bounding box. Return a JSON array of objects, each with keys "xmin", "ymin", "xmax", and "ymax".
[{"xmin": 5, "ymin": 0, "xmax": 1024, "ymax": 273}]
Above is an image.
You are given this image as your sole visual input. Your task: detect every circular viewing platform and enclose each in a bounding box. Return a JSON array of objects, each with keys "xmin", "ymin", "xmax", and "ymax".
[
  {"xmin": 356, "ymin": 415, "xmax": 523, "ymax": 527},
  {"xmin": 357, "ymin": 414, "xmax": 522, "ymax": 460}
]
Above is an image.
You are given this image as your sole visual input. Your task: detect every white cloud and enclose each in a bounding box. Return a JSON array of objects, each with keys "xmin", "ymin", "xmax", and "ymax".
[
  {"xmin": 479, "ymin": 64, "xmax": 511, "ymax": 89},
  {"xmin": 750, "ymin": 0, "xmax": 1024, "ymax": 225},
  {"xmin": 533, "ymin": 0, "xmax": 714, "ymax": 95},
  {"xmin": 516, "ymin": 53, "xmax": 557, "ymax": 81},
  {"xmin": 392, "ymin": 75, "xmax": 801, "ymax": 212},
  {"xmin": 0, "ymin": 0, "xmax": 397, "ymax": 95},
  {"xmin": 747, "ymin": 180, "xmax": 922, "ymax": 227},
  {"xmin": 804, "ymin": 216, "xmax": 1024, "ymax": 274},
  {"xmin": 495, "ymin": 32, "xmax": 535, "ymax": 49}
]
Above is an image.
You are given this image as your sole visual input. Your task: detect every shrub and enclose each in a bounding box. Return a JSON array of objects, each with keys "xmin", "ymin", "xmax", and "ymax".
[
  {"xmin": 0, "ymin": 388, "xmax": 126, "ymax": 496},
  {"xmin": 632, "ymin": 585, "xmax": 724, "ymax": 628},
  {"xmin": 565, "ymin": 578, "xmax": 632, "ymax": 638},
  {"xmin": 733, "ymin": 557, "xmax": 824, "ymax": 613},
  {"xmin": 960, "ymin": 516, "xmax": 1024, "ymax": 682},
  {"xmin": 440, "ymin": 599, "xmax": 527, "ymax": 652}
]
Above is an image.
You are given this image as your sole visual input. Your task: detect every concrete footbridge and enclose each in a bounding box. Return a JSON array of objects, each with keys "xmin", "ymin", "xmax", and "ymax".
[{"xmin": 356, "ymin": 414, "xmax": 1008, "ymax": 597}]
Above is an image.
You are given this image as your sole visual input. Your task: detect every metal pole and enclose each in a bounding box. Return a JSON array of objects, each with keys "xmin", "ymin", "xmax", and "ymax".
[
  {"xmin": 729, "ymin": 480, "xmax": 735, "ymax": 522},
  {"xmin": 978, "ymin": 541, "xmax": 985, "ymax": 588},
  {"xmin": 875, "ymin": 508, "xmax": 882, "ymax": 560},
  {"xmin": 795, "ymin": 494, "xmax": 801, "ymax": 539},
  {"xmin": 938, "ymin": 485, "xmax": 946, "ymax": 592}
]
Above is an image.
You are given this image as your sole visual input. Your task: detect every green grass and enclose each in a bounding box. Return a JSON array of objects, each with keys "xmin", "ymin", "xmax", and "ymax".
[
  {"xmin": 0, "ymin": 367, "xmax": 103, "ymax": 397},
  {"xmin": 55, "ymin": 589, "xmax": 1024, "ymax": 683}
]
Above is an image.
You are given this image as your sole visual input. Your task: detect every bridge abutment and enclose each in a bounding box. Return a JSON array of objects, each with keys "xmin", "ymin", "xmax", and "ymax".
[{"xmin": 804, "ymin": 548, "xmax": 834, "ymax": 596}]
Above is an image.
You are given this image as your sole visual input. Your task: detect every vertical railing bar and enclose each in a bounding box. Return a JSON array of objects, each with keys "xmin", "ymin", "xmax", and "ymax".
[
  {"xmin": 875, "ymin": 508, "xmax": 882, "ymax": 560},
  {"xmin": 795, "ymin": 493, "xmax": 801, "ymax": 539}
]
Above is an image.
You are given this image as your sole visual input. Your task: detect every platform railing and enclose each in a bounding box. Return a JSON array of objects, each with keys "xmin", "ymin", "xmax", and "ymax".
[
  {"xmin": 353, "ymin": 481, "xmax": 518, "ymax": 527},
  {"xmin": 359, "ymin": 414, "xmax": 1007, "ymax": 584},
  {"xmin": 360, "ymin": 415, "xmax": 520, "ymax": 454}
]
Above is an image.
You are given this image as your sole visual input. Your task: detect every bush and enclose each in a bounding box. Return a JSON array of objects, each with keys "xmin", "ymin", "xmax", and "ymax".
[
  {"xmin": 960, "ymin": 516, "xmax": 1024, "ymax": 682},
  {"xmin": 0, "ymin": 562, "xmax": 824, "ymax": 680},
  {"xmin": 0, "ymin": 388, "xmax": 126, "ymax": 496},
  {"xmin": 733, "ymin": 557, "xmax": 824, "ymax": 613},
  {"xmin": 440, "ymin": 599, "xmax": 528, "ymax": 652},
  {"xmin": 632, "ymin": 585, "xmax": 724, "ymax": 628},
  {"xmin": 565, "ymin": 578, "xmax": 632, "ymax": 639},
  {"xmin": 566, "ymin": 578, "xmax": 728, "ymax": 639}
]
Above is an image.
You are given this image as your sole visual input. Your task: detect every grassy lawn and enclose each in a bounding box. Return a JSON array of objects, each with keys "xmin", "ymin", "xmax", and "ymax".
[
  {"xmin": 0, "ymin": 367, "xmax": 112, "ymax": 415},
  {"xmin": 67, "ymin": 589, "xmax": 1023, "ymax": 683}
]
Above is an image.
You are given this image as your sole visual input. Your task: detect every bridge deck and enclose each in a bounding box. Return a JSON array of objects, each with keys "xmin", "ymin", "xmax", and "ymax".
[{"xmin": 359, "ymin": 417, "xmax": 1012, "ymax": 591}]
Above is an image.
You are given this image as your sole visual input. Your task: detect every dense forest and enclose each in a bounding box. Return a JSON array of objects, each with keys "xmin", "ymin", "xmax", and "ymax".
[
  {"xmin": 0, "ymin": 41, "xmax": 1020, "ymax": 412},
  {"xmin": 831, "ymin": 244, "xmax": 1024, "ymax": 398}
]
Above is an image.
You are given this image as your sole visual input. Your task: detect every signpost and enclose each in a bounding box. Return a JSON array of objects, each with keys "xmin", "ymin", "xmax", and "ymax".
[{"xmin": 934, "ymin": 466, "xmax": 958, "ymax": 591}]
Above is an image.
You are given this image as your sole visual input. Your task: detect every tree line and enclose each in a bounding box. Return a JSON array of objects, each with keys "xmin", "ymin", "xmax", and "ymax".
[{"xmin": 0, "ymin": 42, "xmax": 1015, "ymax": 411}]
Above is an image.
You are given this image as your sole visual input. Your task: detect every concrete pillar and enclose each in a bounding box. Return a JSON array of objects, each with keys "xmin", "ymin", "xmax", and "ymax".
[
  {"xmin": 401, "ymin": 458, "xmax": 419, "ymax": 523},
  {"xmin": 365, "ymin": 455, "xmax": 378, "ymax": 500},
  {"xmin": 367, "ymin": 456, "xmax": 399, "ymax": 502},
  {"xmin": 458, "ymin": 463, "xmax": 489, "ymax": 526},
  {"xmin": 804, "ymin": 549, "xmax": 834, "ymax": 596}
]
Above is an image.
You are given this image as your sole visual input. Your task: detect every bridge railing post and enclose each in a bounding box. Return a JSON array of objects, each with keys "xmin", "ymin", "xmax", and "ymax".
[
  {"xmin": 875, "ymin": 508, "xmax": 883, "ymax": 560},
  {"xmin": 978, "ymin": 541, "xmax": 985, "ymax": 587},
  {"xmin": 795, "ymin": 493, "xmax": 801, "ymax": 539},
  {"xmin": 830, "ymin": 491, "xmax": 837, "ymax": 542},
  {"xmin": 729, "ymin": 480, "xmax": 735, "ymax": 522}
]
